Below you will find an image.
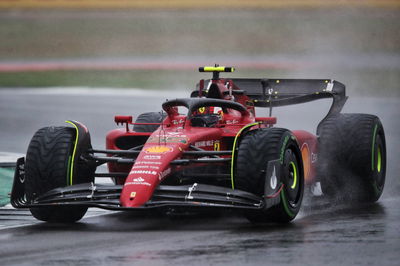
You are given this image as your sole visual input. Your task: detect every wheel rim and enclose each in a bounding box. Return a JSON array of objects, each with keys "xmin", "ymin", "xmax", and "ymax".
[
  {"xmin": 377, "ymin": 146, "xmax": 382, "ymax": 173},
  {"xmin": 284, "ymin": 149, "xmax": 301, "ymax": 207},
  {"xmin": 289, "ymin": 161, "xmax": 298, "ymax": 189},
  {"xmin": 374, "ymin": 137, "xmax": 385, "ymax": 190}
]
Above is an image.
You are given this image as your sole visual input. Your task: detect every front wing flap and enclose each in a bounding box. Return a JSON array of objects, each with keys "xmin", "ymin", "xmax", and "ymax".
[
  {"xmin": 11, "ymin": 157, "xmax": 282, "ymax": 211},
  {"xmin": 12, "ymin": 182, "xmax": 265, "ymax": 211}
]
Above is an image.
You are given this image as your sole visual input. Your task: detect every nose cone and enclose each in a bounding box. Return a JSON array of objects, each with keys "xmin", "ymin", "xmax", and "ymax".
[
  {"xmin": 120, "ymin": 179, "xmax": 156, "ymax": 207},
  {"xmin": 119, "ymin": 128, "xmax": 221, "ymax": 208},
  {"xmin": 119, "ymin": 145, "xmax": 178, "ymax": 208}
]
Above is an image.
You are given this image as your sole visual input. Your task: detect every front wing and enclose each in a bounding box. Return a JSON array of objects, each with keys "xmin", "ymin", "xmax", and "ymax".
[{"xmin": 11, "ymin": 158, "xmax": 281, "ymax": 211}]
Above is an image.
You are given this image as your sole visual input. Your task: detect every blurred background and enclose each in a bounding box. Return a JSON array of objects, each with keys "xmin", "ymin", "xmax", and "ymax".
[{"xmin": 0, "ymin": 0, "xmax": 399, "ymax": 96}]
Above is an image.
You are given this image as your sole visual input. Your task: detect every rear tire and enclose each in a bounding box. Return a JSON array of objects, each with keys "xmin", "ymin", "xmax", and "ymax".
[
  {"xmin": 235, "ymin": 128, "xmax": 304, "ymax": 223},
  {"xmin": 133, "ymin": 112, "xmax": 166, "ymax": 132},
  {"xmin": 317, "ymin": 114, "xmax": 386, "ymax": 202},
  {"xmin": 25, "ymin": 126, "xmax": 94, "ymax": 223}
]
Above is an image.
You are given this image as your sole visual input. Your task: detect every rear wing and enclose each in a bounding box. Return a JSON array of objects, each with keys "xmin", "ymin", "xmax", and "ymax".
[{"xmin": 199, "ymin": 78, "xmax": 347, "ymax": 118}]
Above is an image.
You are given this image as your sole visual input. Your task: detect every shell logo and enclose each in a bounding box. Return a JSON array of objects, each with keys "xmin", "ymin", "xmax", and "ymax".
[{"xmin": 145, "ymin": 146, "xmax": 172, "ymax": 154}]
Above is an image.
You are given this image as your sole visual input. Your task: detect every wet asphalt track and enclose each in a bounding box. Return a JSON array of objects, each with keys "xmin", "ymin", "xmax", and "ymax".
[{"xmin": 0, "ymin": 89, "xmax": 399, "ymax": 265}]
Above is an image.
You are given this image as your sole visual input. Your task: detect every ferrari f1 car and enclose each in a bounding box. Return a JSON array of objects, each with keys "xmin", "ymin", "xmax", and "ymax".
[{"xmin": 11, "ymin": 66, "xmax": 386, "ymax": 223}]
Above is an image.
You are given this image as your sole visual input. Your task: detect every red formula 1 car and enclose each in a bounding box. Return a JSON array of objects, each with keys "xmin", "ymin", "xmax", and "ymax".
[{"xmin": 11, "ymin": 66, "xmax": 386, "ymax": 223}]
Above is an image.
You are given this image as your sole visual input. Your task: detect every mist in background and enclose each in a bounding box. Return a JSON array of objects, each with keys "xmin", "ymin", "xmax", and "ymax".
[{"xmin": 0, "ymin": 6, "xmax": 399, "ymax": 97}]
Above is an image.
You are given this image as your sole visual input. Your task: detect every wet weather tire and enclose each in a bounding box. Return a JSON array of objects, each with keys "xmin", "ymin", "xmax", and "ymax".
[
  {"xmin": 133, "ymin": 112, "xmax": 166, "ymax": 132},
  {"xmin": 317, "ymin": 114, "xmax": 386, "ymax": 202},
  {"xmin": 235, "ymin": 128, "xmax": 304, "ymax": 223},
  {"xmin": 25, "ymin": 126, "xmax": 93, "ymax": 223}
]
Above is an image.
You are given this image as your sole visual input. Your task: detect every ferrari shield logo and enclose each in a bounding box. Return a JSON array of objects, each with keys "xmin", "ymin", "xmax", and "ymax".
[{"xmin": 214, "ymin": 141, "xmax": 220, "ymax": 151}]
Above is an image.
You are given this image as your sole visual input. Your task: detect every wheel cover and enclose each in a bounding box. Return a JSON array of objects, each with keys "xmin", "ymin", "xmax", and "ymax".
[
  {"xmin": 375, "ymin": 141, "xmax": 385, "ymax": 190},
  {"xmin": 289, "ymin": 161, "xmax": 298, "ymax": 189},
  {"xmin": 377, "ymin": 146, "xmax": 382, "ymax": 173},
  {"xmin": 283, "ymin": 149, "xmax": 301, "ymax": 207}
]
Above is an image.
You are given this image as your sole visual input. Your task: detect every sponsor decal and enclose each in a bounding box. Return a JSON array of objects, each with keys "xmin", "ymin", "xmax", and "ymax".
[
  {"xmin": 172, "ymin": 119, "xmax": 185, "ymax": 125},
  {"xmin": 194, "ymin": 140, "xmax": 214, "ymax": 147},
  {"xmin": 131, "ymin": 164, "xmax": 160, "ymax": 170},
  {"xmin": 135, "ymin": 161, "xmax": 162, "ymax": 165},
  {"xmin": 158, "ymin": 168, "xmax": 171, "ymax": 180},
  {"xmin": 214, "ymin": 140, "xmax": 220, "ymax": 151},
  {"xmin": 270, "ymin": 166, "xmax": 277, "ymax": 189},
  {"xmin": 130, "ymin": 192, "xmax": 136, "ymax": 198},
  {"xmin": 130, "ymin": 170, "xmax": 158, "ymax": 175},
  {"xmin": 131, "ymin": 165, "xmax": 149, "ymax": 169},
  {"xmin": 18, "ymin": 162, "xmax": 25, "ymax": 183},
  {"xmin": 145, "ymin": 146, "xmax": 173, "ymax": 154},
  {"xmin": 264, "ymin": 159, "xmax": 281, "ymax": 197},
  {"xmin": 125, "ymin": 177, "xmax": 152, "ymax": 187},
  {"xmin": 165, "ymin": 132, "xmax": 187, "ymax": 137},
  {"xmin": 125, "ymin": 180, "xmax": 151, "ymax": 187},
  {"xmin": 325, "ymin": 80, "xmax": 334, "ymax": 92},
  {"xmin": 198, "ymin": 107, "xmax": 206, "ymax": 113},
  {"xmin": 143, "ymin": 155, "xmax": 161, "ymax": 160},
  {"xmin": 147, "ymin": 136, "xmax": 188, "ymax": 144},
  {"xmin": 311, "ymin": 152, "xmax": 318, "ymax": 163}
]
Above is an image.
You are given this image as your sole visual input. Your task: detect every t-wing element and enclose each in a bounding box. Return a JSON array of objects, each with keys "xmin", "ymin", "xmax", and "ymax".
[{"xmin": 199, "ymin": 65, "xmax": 235, "ymax": 80}]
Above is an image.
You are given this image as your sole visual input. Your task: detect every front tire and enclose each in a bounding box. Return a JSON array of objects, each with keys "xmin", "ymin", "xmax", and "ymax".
[
  {"xmin": 235, "ymin": 128, "xmax": 304, "ymax": 223},
  {"xmin": 25, "ymin": 126, "xmax": 94, "ymax": 223}
]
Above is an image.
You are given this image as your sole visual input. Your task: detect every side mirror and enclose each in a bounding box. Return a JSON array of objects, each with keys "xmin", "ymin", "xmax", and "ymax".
[
  {"xmin": 114, "ymin": 116, "xmax": 133, "ymax": 124},
  {"xmin": 114, "ymin": 116, "xmax": 133, "ymax": 131}
]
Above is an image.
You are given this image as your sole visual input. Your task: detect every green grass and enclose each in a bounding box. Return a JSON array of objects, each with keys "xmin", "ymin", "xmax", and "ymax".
[
  {"xmin": 0, "ymin": 70, "xmax": 177, "ymax": 89},
  {"xmin": 0, "ymin": 69, "xmax": 282, "ymax": 90},
  {"xmin": 0, "ymin": 70, "xmax": 211, "ymax": 90}
]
